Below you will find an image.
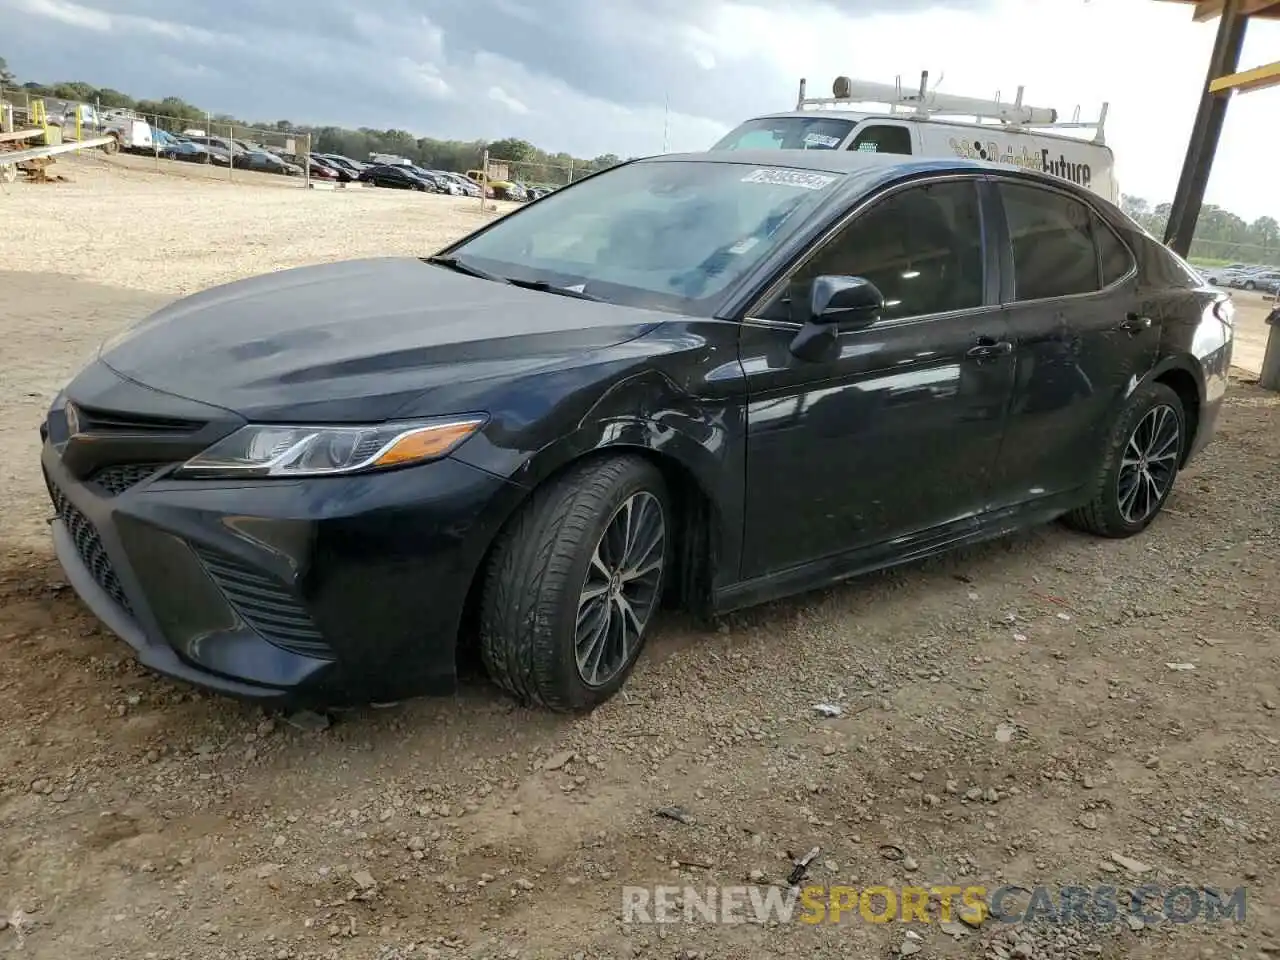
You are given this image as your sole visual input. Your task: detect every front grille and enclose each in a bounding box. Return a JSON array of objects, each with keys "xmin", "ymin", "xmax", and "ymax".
[
  {"xmin": 73, "ymin": 404, "xmax": 204, "ymax": 435},
  {"xmin": 47, "ymin": 481, "xmax": 133, "ymax": 614},
  {"xmin": 192, "ymin": 545, "xmax": 333, "ymax": 661},
  {"xmin": 89, "ymin": 463, "xmax": 167, "ymax": 496}
]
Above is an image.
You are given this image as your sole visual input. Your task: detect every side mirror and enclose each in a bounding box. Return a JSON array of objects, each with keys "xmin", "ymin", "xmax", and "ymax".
[
  {"xmin": 788, "ymin": 275, "xmax": 884, "ymax": 362},
  {"xmin": 809, "ymin": 275, "xmax": 884, "ymax": 326}
]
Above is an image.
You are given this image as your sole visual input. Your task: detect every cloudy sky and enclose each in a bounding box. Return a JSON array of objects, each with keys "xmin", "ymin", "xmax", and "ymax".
[{"xmin": 2, "ymin": 0, "xmax": 1278, "ymax": 219}]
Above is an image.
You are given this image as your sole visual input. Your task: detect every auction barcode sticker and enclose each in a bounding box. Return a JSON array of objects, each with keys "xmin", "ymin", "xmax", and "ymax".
[{"xmin": 741, "ymin": 168, "xmax": 838, "ymax": 190}]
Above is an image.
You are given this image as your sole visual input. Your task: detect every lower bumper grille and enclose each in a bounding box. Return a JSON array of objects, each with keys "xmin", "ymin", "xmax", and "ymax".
[
  {"xmin": 192, "ymin": 545, "xmax": 333, "ymax": 661},
  {"xmin": 89, "ymin": 462, "xmax": 167, "ymax": 496},
  {"xmin": 47, "ymin": 481, "xmax": 133, "ymax": 613}
]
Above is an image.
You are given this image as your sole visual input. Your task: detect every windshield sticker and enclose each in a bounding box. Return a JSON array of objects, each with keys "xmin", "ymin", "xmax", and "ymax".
[
  {"xmin": 728, "ymin": 237, "xmax": 761, "ymax": 255},
  {"xmin": 741, "ymin": 168, "xmax": 837, "ymax": 191},
  {"xmin": 802, "ymin": 132, "xmax": 842, "ymax": 148}
]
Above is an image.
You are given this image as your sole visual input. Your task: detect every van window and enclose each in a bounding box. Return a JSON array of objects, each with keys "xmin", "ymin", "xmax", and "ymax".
[
  {"xmin": 849, "ymin": 125, "xmax": 913, "ymax": 156},
  {"xmin": 777, "ymin": 180, "xmax": 985, "ymax": 322},
  {"xmin": 1000, "ymin": 183, "xmax": 1099, "ymax": 301},
  {"xmin": 1094, "ymin": 214, "xmax": 1135, "ymax": 287},
  {"xmin": 711, "ymin": 117, "xmax": 855, "ymax": 151}
]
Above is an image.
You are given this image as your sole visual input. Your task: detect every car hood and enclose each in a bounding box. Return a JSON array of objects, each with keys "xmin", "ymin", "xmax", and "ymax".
[{"xmin": 99, "ymin": 257, "xmax": 665, "ymax": 422}]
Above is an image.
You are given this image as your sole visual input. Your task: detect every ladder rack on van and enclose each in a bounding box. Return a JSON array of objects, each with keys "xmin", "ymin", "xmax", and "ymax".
[{"xmin": 795, "ymin": 72, "xmax": 1109, "ymax": 145}]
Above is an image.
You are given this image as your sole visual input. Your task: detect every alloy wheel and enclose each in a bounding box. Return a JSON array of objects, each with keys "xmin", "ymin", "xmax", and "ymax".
[
  {"xmin": 575, "ymin": 491, "xmax": 665, "ymax": 687},
  {"xmin": 1116, "ymin": 404, "xmax": 1180, "ymax": 524}
]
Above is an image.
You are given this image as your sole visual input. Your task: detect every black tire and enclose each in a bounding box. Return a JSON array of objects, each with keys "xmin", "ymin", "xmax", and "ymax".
[
  {"xmin": 479, "ymin": 455, "xmax": 670, "ymax": 711},
  {"xmin": 1244, "ymin": 280, "xmax": 1257, "ymax": 291},
  {"xmin": 1064, "ymin": 382, "xmax": 1186, "ymax": 538}
]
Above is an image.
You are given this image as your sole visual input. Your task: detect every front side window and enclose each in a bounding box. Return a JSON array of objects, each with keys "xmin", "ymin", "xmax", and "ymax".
[
  {"xmin": 449, "ymin": 160, "xmax": 842, "ymax": 315},
  {"xmin": 1001, "ymin": 183, "xmax": 1100, "ymax": 301},
  {"xmin": 776, "ymin": 179, "xmax": 985, "ymax": 322},
  {"xmin": 711, "ymin": 117, "xmax": 856, "ymax": 152}
]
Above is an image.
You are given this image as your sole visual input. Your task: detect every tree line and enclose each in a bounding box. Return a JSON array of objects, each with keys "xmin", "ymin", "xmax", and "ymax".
[
  {"xmin": 0, "ymin": 59, "xmax": 625, "ymax": 185},
  {"xmin": 1121, "ymin": 195, "xmax": 1279, "ymax": 266}
]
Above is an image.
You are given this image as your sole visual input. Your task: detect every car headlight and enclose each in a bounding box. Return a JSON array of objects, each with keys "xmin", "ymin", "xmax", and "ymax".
[{"xmin": 173, "ymin": 417, "xmax": 486, "ymax": 479}]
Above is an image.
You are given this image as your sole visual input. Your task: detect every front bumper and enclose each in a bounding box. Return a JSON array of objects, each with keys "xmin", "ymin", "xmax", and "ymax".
[{"xmin": 41, "ymin": 439, "xmax": 524, "ymax": 706}]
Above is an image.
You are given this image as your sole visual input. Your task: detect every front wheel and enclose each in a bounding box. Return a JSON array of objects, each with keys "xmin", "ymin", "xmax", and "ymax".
[
  {"xmin": 480, "ymin": 455, "xmax": 669, "ymax": 711},
  {"xmin": 1244, "ymin": 280, "xmax": 1257, "ymax": 291},
  {"xmin": 1064, "ymin": 382, "xmax": 1185, "ymax": 538}
]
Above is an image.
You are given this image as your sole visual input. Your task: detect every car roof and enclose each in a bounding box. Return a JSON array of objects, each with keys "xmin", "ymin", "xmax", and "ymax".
[
  {"xmin": 639, "ymin": 150, "xmax": 1107, "ymax": 206},
  {"xmin": 649, "ymin": 149, "xmax": 982, "ymax": 175}
]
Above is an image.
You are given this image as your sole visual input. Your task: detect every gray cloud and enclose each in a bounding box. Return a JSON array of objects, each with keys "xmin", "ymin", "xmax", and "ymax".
[{"xmin": 1, "ymin": 0, "xmax": 992, "ymax": 157}]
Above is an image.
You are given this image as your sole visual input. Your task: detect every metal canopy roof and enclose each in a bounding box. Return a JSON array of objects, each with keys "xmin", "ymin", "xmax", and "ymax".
[
  {"xmin": 1156, "ymin": 0, "xmax": 1280, "ymax": 94},
  {"xmin": 1158, "ymin": 0, "xmax": 1278, "ymax": 256},
  {"xmin": 1155, "ymin": 0, "xmax": 1280, "ymax": 21}
]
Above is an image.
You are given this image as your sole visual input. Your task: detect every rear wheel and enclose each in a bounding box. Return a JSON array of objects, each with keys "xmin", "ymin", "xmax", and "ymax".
[
  {"xmin": 1064, "ymin": 382, "xmax": 1185, "ymax": 538},
  {"xmin": 480, "ymin": 456, "xmax": 669, "ymax": 711},
  {"xmin": 1245, "ymin": 280, "xmax": 1257, "ymax": 291}
]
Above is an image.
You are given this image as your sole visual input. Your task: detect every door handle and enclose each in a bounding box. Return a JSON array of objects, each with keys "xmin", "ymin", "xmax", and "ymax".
[
  {"xmin": 966, "ymin": 339, "xmax": 1014, "ymax": 360},
  {"xmin": 1118, "ymin": 313, "xmax": 1153, "ymax": 335}
]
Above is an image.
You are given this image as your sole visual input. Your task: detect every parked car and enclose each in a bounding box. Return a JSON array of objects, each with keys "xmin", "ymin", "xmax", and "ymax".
[
  {"xmin": 280, "ymin": 154, "xmax": 338, "ymax": 180},
  {"xmin": 357, "ymin": 164, "xmax": 435, "ymax": 190},
  {"xmin": 422, "ymin": 169, "xmax": 466, "ymax": 195},
  {"xmin": 164, "ymin": 137, "xmax": 229, "ymax": 165},
  {"xmin": 1206, "ymin": 265, "xmax": 1270, "ymax": 287},
  {"xmin": 308, "ymin": 156, "xmax": 348, "ymax": 180},
  {"xmin": 39, "ymin": 152, "xmax": 1232, "ymax": 710},
  {"xmin": 1239, "ymin": 270, "xmax": 1280, "ymax": 293},
  {"xmin": 184, "ymin": 135, "xmax": 253, "ymax": 168},
  {"xmin": 151, "ymin": 129, "xmax": 181, "ymax": 159},
  {"xmin": 316, "ymin": 153, "xmax": 368, "ymax": 176},
  {"xmin": 241, "ymin": 149, "xmax": 303, "ymax": 176},
  {"xmin": 402, "ymin": 166, "xmax": 445, "ymax": 192},
  {"xmin": 441, "ymin": 172, "xmax": 482, "ymax": 197}
]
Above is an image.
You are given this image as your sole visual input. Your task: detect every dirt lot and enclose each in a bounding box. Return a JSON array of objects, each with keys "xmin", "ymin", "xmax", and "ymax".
[{"xmin": 1, "ymin": 158, "xmax": 1278, "ymax": 960}]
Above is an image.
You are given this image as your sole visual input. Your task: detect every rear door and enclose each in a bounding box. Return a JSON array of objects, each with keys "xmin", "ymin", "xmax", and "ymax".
[{"xmin": 987, "ymin": 178, "xmax": 1160, "ymax": 506}]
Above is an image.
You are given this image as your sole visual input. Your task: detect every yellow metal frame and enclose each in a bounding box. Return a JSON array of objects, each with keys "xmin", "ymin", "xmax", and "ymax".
[
  {"xmin": 1208, "ymin": 59, "xmax": 1280, "ymax": 92},
  {"xmin": 30, "ymin": 98, "xmax": 49, "ymax": 144}
]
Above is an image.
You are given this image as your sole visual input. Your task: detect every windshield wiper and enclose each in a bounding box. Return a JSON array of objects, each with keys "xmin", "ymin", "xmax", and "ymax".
[
  {"xmin": 426, "ymin": 256, "xmax": 603, "ymax": 301},
  {"xmin": 505, "ymin": 277, "xmax": 604, "ymax": 301},
  {"xmin": 424, "ymin": 255, "xmax": 508, "ymax": 284}
]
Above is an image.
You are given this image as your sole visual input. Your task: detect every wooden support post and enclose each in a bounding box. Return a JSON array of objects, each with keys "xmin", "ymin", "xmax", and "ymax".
[{"xmin": 1260, "ymin": 307, "xmax": 1280, "ymax": 391}]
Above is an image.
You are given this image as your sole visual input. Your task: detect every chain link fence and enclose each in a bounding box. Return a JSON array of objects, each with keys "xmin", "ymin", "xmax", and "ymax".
[
  {"xmin": 142, "ymin": 114, "xmax": 313, "ymax": 186},
  {"xmin": 1186, "ymin": 238, "xmax": 1280, "ymax": 269},
  {"xmin": 491, "ymin": 158, "xmax": 581, "ymax": 191},
  {"xmin": 0, "ymin": 87, "xmax": 315, "ymax": 187}
]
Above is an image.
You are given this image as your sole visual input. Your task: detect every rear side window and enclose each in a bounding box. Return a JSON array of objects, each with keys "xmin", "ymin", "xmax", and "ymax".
[
  {"xmin": 1094, "ymin": 214, "xmax": 1135, "ymax": 286},
  {"xmin": 1000, "ymin": 183, "xmax": 1099, "ymax": 300}
]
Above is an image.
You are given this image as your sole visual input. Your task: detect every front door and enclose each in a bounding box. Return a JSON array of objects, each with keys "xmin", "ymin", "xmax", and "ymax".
[
  {"xmin": 738, "ymin": 177, "xmax": 1016, "ymax": 581},
  {"xmin": 986, "ymin": 180, "xmax": 1161, "ymax": 506}
]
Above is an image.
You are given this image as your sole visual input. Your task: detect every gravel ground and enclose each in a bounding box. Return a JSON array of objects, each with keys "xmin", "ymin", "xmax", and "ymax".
[{"xmin": 1, "ymin": 158, "xmax": 1278, "ymax": 960}]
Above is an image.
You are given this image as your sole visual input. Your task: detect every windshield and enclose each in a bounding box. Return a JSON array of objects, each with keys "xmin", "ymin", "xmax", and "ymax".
[
  {"xmin": 712, "ymin": 116, "xmax": 856, "ymax": 151},
  {"xmin": 447, "ymin": 159, "xmax": 840, "ymax": 315}
]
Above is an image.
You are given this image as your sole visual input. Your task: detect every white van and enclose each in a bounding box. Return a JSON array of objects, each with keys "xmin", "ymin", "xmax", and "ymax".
[{"xmin": 712, "ymin": 74, "xmax": 1119, "ymax": 205}]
